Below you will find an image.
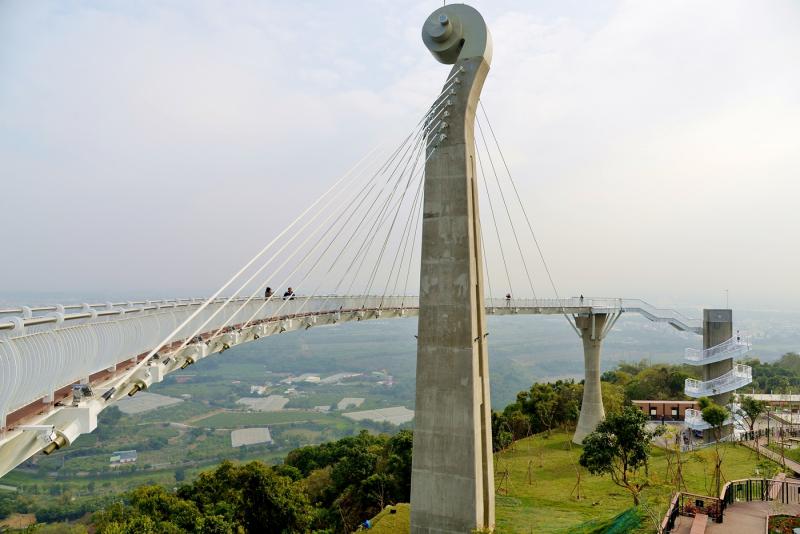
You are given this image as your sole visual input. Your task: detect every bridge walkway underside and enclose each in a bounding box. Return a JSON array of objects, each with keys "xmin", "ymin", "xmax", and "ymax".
[{"xmin": 0, "ymin": 296, "xmax": 700, "ymax": 478}]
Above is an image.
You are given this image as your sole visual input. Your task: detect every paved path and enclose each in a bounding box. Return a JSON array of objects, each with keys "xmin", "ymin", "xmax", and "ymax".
[
  {"xmin": 671, "ymin": 500, "xmax": 800, "ymax": 534},
  {"xmin": 741, "ymin": 438, "xmax": 800, "ymax": 476}
]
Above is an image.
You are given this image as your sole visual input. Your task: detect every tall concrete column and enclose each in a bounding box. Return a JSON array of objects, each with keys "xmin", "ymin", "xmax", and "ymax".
[
  {"xmin": 703, "ymin": 309, "xmax": 733, "ymax": 405},
  {"xmin": 411, "ymin": 5, "xmax": 494, "ymax": 533},
  {"xmin": 573, "ymin": 313, "xmax": 608, "ymax": 444}
]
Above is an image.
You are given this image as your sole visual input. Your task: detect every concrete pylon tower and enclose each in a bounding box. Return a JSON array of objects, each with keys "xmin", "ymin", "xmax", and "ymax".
[{"xmin": 411, "ymin": 4, "xmax": 495, "ymax": 533}]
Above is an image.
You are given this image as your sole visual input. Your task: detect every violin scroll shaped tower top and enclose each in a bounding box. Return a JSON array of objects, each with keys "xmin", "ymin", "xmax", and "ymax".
[{"xmin": 421, "ymin": 3, "xmax": 493, "ymax": 66}]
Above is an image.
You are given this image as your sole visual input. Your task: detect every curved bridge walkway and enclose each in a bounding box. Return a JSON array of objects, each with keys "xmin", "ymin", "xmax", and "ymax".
[{"xmin": 0, "ymin": 295, "xmax": 698, "ymax": 477}]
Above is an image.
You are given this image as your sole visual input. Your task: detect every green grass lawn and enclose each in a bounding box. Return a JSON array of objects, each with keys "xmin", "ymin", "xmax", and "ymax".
[
  {"xmin": 367, "ymin": 430, "xmax": 773, "ymax": 533},
  {"xmin": 492, "ymin": 429, "xmax": 775, "ymax": 533},
  {"xmin": 365, "ymin": 503, "xmax": 410, "ymax": 533}
]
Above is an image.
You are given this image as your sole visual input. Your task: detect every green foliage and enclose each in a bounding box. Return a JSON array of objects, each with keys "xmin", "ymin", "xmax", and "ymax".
[
  {"xmin": 579, "ymin": 406, "xmax": 662, "ymax": 505},
  {"xmin": 701, "ymin": 403, "xmax": 729, "ymax": 440},
  {"xmin": 601, "ymin": 382, "xmax": 625, "ymax": 415},
  {"xmin": 284, "ymin": 429, "xmax": 412, "ymax": 530},
  {"xmin": 491, "ymin": 380, "xmax": 581, "ymax": 450},
  {"xmin": 737, "ymin": 395, "xmax": 767, "ymax": 432},
  {"xmin": 0, "ymin": 491, "xmax": 16, "ymax": 519},
  {"xmin": 93, "ymin": 463, "xmax": 310, "ymax": 533},
  {"xmin": 620, "ymin": 363, "xmax": 695, "ymax": 401},
  {"xmin": 87, "ymin": 430, "xmax": 411, "ymax": 533},
  {"xmin": 745, "ymin": 354, "xmax": 800, "ymax": 393}
]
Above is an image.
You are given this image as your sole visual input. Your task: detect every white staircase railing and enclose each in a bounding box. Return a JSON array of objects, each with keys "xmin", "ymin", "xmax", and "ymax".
[
  {"xmin": 618, "ymin": 298, "xmax": 702, "ymax": 334},
  {"xmin": 685, "ymin": 364, "xmax": 753, "ymax": 398},
  {"xmin": 685, "ymin": 335, "xmax": 751, "ymax": 365},
  {"xmin": 684, "ymin": 404, "xmax": 743, "ymax": 431}
]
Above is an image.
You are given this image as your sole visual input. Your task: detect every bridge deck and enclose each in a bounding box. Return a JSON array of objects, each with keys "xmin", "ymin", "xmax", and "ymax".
[{"xmin": 0, "ymin": 295, "xmax": 700, "ymax": 478}]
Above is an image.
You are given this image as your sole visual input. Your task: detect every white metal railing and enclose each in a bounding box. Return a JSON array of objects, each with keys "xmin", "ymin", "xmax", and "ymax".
[
  {"xmin": 0, "ymin": 295, "xmax": 419, "ymax": 427},
  {"xmin": 685, "ymin": 364, "xmax": 753, "ymax": 398},
  {"xmin": 0, "ymin": 293, "xmax": 702, "ymax": 428},
  {"xmin": 484, "ymin": 296, "xmax": 616, "ymax": 309},
  {"xmin": 685, "ymin": 335, "xmax": 752, "ymax": 363},
  {"xmin": 684, "ymin": 408, "xmax": 713, "ymax": 429},
  {"xmin": 618, "ymin": 298, "xmax": 702, "ymax": 333},
  {"xmin": 684, "ymin": 406, "xmax": 740, "ymax": 430}
]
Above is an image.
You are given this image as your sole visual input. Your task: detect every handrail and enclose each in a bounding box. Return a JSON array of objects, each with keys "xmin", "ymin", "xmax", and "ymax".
[
  {"xmin": 663, "ymin": 477, "xmax": 800, "ymax": 532},
  {"xmin": 1, "ymin": 295, "xmax": 704, "ymax": 333},
  {"xmin": 685, "ymin": 335, "xmax": 751, "ymax": 362},
  {"xmin": 0, "ymin": 296, "xmax": 416, "ymax": 332},
  {"xmin": 685, "ymin": 364, "xmax": 752, "ymax": 397}
]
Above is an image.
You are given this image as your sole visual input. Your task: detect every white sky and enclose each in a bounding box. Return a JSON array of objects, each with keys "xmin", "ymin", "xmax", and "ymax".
[{"xmin": 1, "ymin": 1, "xmax": 798, "ymax": 311}]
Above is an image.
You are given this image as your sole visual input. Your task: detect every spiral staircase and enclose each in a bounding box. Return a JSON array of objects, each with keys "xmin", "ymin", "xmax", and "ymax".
[{"xmin": 683, "ymin": 333, "xmax": 752, "ymax": 433}]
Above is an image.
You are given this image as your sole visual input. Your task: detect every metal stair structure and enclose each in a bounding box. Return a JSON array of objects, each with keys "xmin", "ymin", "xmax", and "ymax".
[
  {"xmin": 685, "ymin": 335, "xmax": 752, "ymax": 365},
  {"xmin": 681, "ymin": 311, "xmax": 753, "ymax": 442},
  {"xmin": 684, "ymin": 364, "xmax": 753, "ymax": 398},
  {"xmin": 684, "ymin": 403, "xmax": 745, "ymax": 432}
]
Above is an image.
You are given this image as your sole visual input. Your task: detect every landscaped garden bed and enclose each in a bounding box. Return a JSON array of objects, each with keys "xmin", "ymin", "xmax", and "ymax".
[{"xmin": 768, "ymin": 514, "xmax": 800, "ymax": 534}]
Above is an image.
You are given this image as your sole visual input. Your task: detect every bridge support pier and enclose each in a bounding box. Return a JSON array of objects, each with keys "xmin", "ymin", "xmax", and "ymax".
[{"xmin": 573, "ymin": 312, "xmax": 618, "ymax": 444}]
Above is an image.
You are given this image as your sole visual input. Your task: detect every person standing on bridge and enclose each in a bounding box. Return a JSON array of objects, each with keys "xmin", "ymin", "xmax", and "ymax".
[
  {"xmin": 283, "ymin": 287, "xmax": 295, "ymax": 300},
  {"xmin": 505, "ymin": 293, "xmax": 511, "ymax": 306},
  {"xmin": 580, "ymin": 294, "xmax": 584, "ymax": 304},
  {"xmin": 264, "ymin": 287, "xmax": 273, "ymax": 299}
]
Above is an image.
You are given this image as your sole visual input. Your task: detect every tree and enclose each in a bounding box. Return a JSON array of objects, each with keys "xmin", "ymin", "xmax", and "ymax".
[
  {"xmin": 738, "ymin": 396, "xmax": 767, "ymax": 433},
  {"xmin": 527, "ymin": 383, "xmax": 558, "ymax": 435},
  {"xmin": 579, "ymin": 406, "xmax": 661, "ymax": 505},
  {"xmin": 701, "ymin": 404, "xmax": 729, "ymax": 443},
  {"xmin": 601, "ymin": 382, "xmax": 625, "ymax": 415},
  {"xmin": 174, "ymin": 468, "xmax": 186, "ymax": 483},
  {"xmin": 701, "ymin": 402, "xmax": 729, "ymax": 496}
]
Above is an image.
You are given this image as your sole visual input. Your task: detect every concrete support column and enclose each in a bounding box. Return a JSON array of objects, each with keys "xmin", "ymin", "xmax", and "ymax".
[
  {"xmin": 703, "ymin": 309, "xmax": 733, "ymax": 405},
  {"xmin": 702, "ymin": 309, "xmax": 733, "ymax": 442},
  {"xmin": 573, "ymin": 313, "xmax": 608, "ymax": 444}
]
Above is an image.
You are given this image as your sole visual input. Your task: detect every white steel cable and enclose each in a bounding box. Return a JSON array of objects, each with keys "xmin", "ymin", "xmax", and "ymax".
[
  {"xmin": 173, "ymin": 142, "xmax": 393, "ymax": 351},
  {"xmin": 479, "ymin": 102, "xmax": 562, "ymax": 301},
  {"xmin": 234, "ymin": 123, "xmax": 432, "ymax": 333},
  {"xmin": 401, "ymin": 180, "xmax": 425, "ymax": 306},
  {"xmin": 167, "ymin": 147, "xmax": 385, "ymax": 357},
  {"xmin": 476, "ymin": 115, "xmax": 537, "ymax": 300},
  {"xmin": 475, "ymin": 139, "xmax": 514, "ymax": 296},
  {"xmin": 385, "ymin": 165, "xmax": 425, "ymax": 300},
  {"xmin": 332, "ymin": 133, "xmax": 428, "ymax": 301},
  {"xmin": 112, "ymin": 145, "xmax": 383, "ymax": 394},
  {"xmin": 479, "ymin": 102, "xmax": 578, "ymax": 334},
  {"xmin": 361, "ymin": 145, "xmax": 427, "ymax": 306}
]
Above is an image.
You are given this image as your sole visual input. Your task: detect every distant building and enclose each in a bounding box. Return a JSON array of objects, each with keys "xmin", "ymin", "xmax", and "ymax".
[
  {"xmin": 631, "ymin": 400, "xmax": 699, "ymax": 421},
  {"xmin": 741, "ymin": 393, "xmax": 800, "ymax": 411},
  {"xmin": 231, "ymin": 427, "xmax": 273, "ymax": 448},
  {"xmin": 338, "ymin": 397, "xmax": 365, "ymax": 411},
  {"xmin": 110, "ymin": 450, "xmax": 137, "ymax": 466},
  {"xmin": 319, "ymin": 372, "xmax": 362, "ymax": 385}
]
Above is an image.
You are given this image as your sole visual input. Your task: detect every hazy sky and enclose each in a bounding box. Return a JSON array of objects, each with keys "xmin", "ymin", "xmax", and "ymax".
[{"xmin": 1, "ymin": 1, "xmax": 798, "ymax": 311}]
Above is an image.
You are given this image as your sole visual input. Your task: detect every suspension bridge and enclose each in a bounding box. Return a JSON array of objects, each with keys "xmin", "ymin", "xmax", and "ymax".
[{"xmin": 0, "ymin": 4, "xmax": 752, "ymax": 533}]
